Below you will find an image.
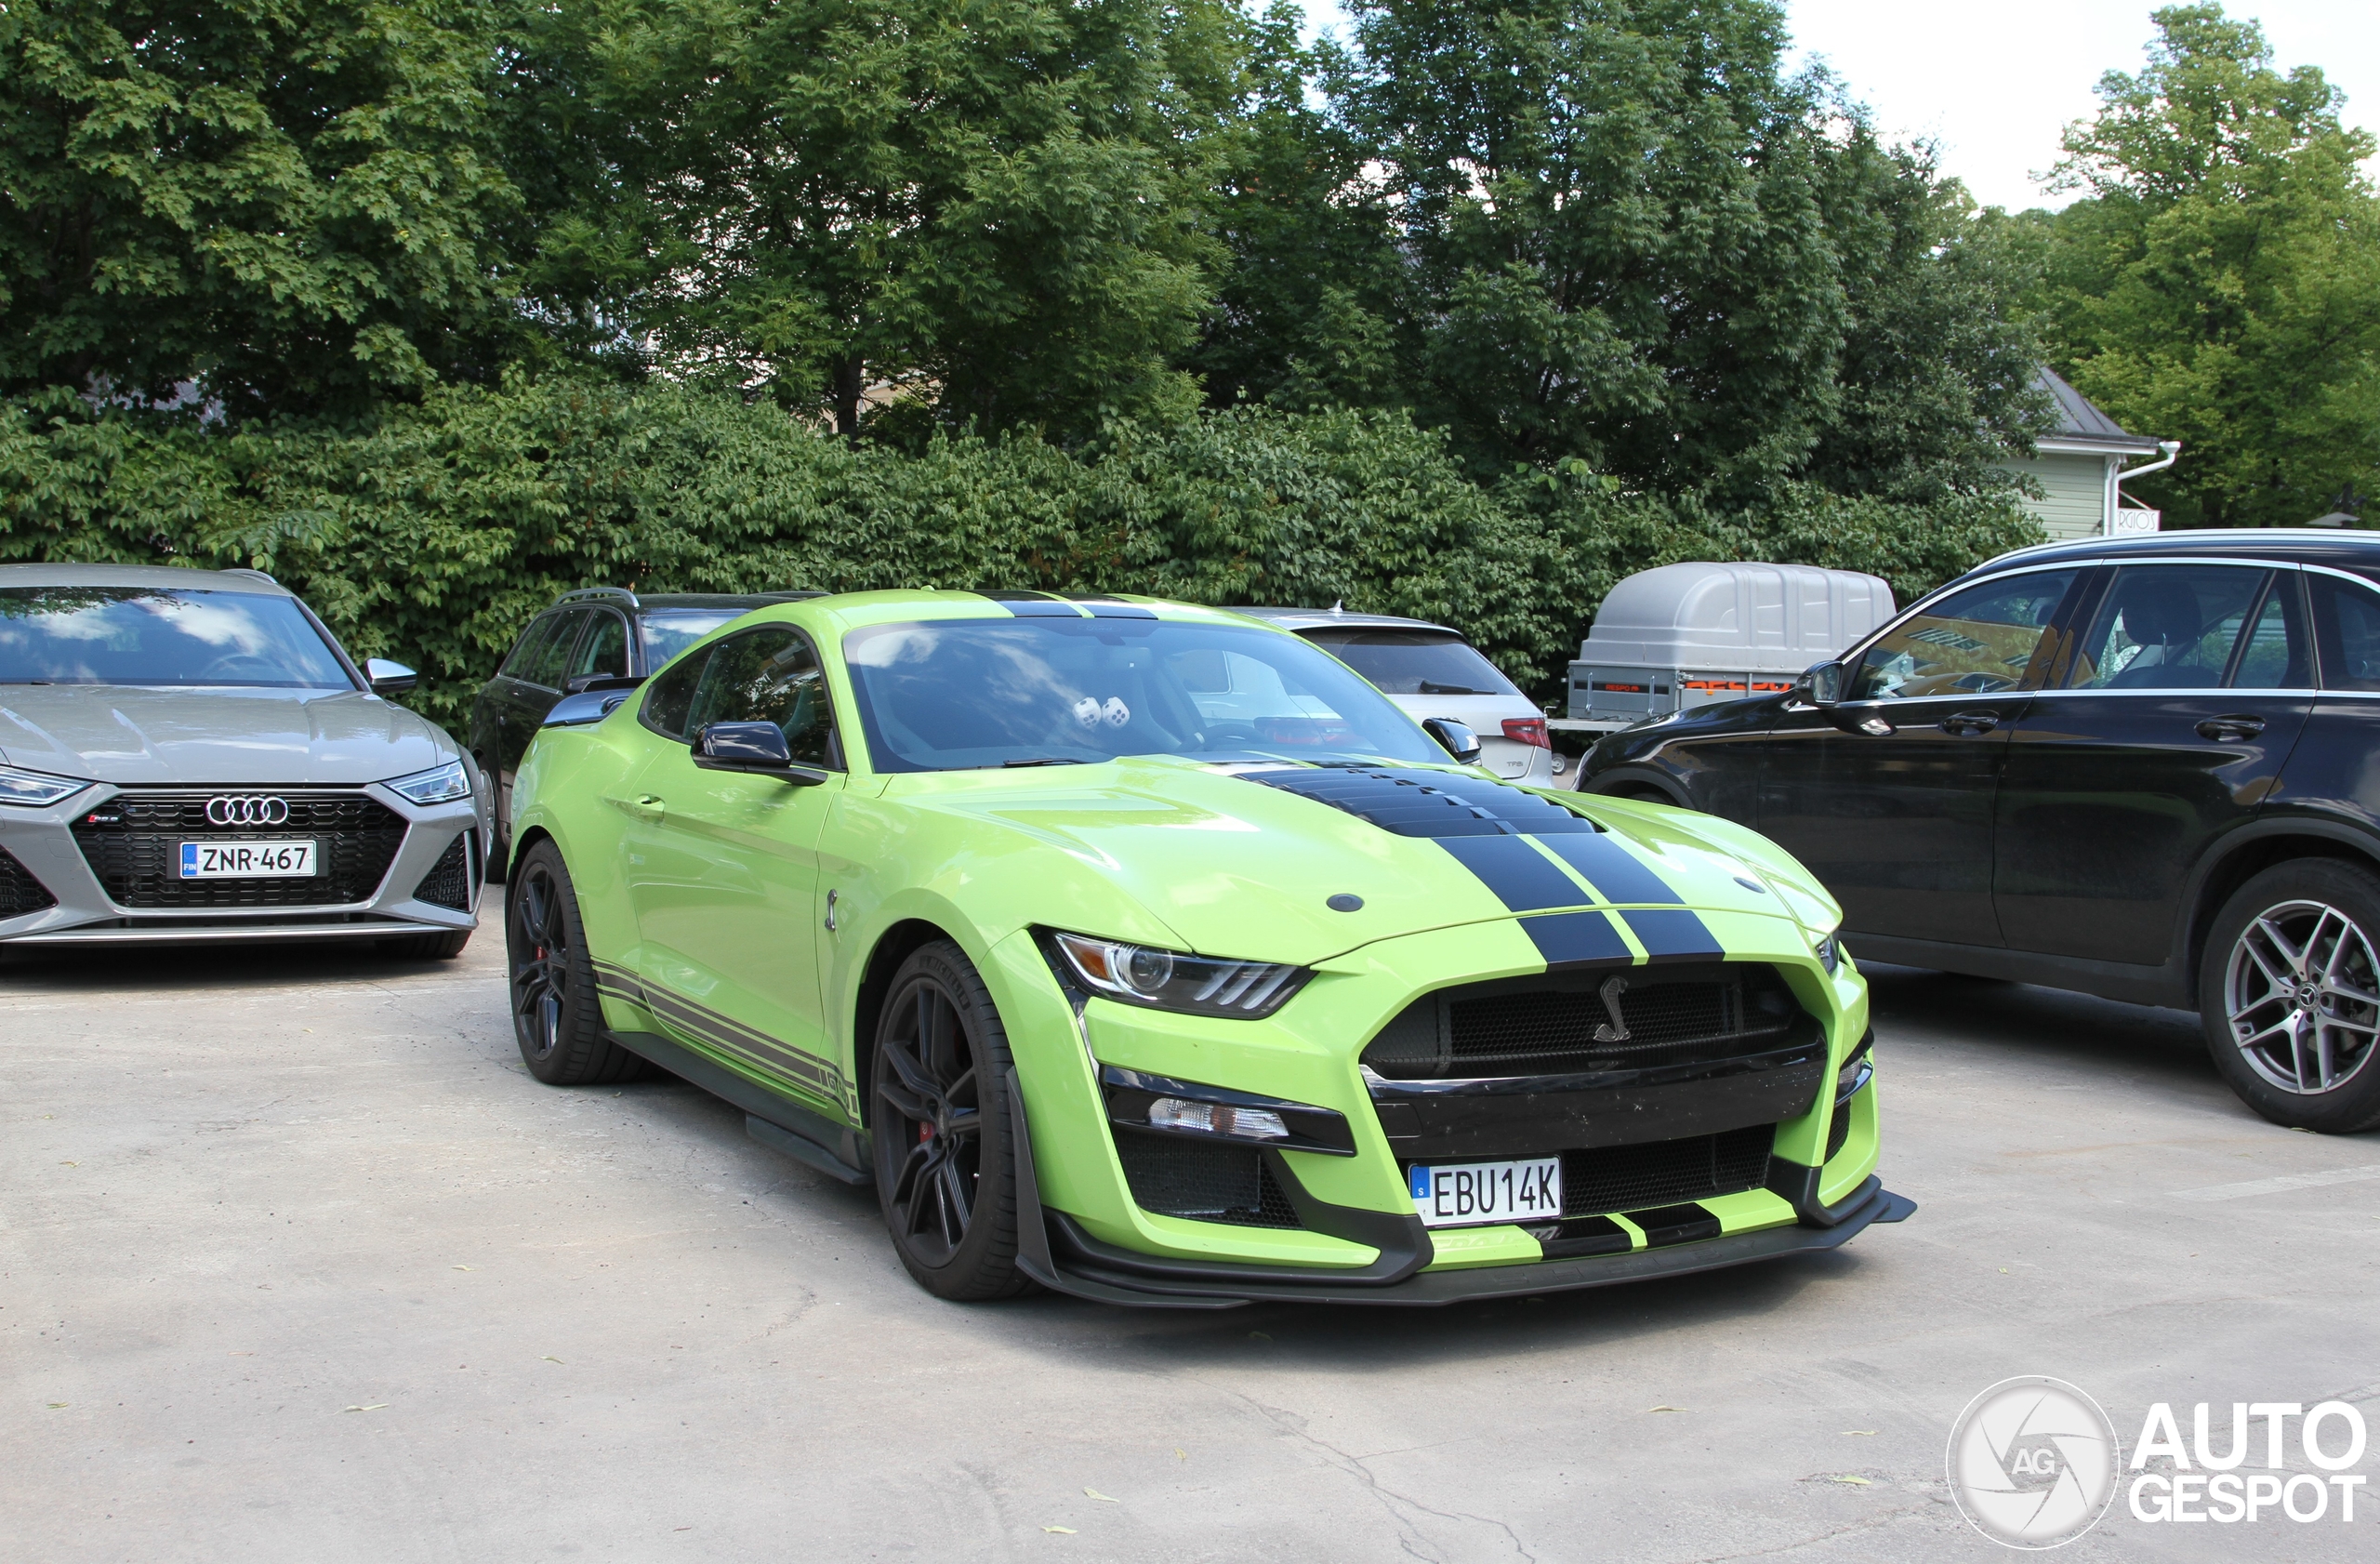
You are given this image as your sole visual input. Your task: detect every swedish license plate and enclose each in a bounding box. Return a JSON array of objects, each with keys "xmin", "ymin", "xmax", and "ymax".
[
  {"xmin": 178, "ymin": 840, "xmax": 318, "ymax": 879},
  {"xmin": 1408, "ymin": 1158, "xmax": 1564, "ymax": 1229}
]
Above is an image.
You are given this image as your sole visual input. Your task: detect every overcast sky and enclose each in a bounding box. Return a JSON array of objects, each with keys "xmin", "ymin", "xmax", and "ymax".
[{"xmin": 1295, "ymin": 2, "xmax": 2379, "ymax": 212}]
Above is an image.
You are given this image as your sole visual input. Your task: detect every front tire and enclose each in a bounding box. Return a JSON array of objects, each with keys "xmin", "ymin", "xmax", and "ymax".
[
  {"xmin": 869, "ymin": 941, "xmax": 1036, "ymax": 1301},
  {"xmin": 506, "ymin": 841, "xmax": 643, "ymax": 1085},
  {"xmin": 2201, "ymin": 860, "xmax": 2380, "ymax": 1133}
]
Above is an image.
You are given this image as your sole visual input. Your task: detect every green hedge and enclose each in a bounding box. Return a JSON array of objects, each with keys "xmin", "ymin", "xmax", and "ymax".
[{"xmin": 2, "ymin": 381, "xmax": 2041, "ymax": 732}]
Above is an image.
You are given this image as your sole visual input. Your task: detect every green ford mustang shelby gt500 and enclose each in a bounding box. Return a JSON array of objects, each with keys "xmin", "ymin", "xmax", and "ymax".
[{"xmin": 503, "ymin": 590, "xmax": 1911, "ymax": 1306}]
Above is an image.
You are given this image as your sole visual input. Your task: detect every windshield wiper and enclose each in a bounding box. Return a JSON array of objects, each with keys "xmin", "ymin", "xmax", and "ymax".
[
  {"xmin": 1416, "ymin": 681, "xmax": 1492, "ymax": 696},
  {"xmin": 1000, "ymin": 757, "xmax": 1088, "ymax": 768}
]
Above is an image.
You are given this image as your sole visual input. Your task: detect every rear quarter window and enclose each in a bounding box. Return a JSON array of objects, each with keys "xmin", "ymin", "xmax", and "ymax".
[{"xmin": 2310, "ymin": 575, "xmax": 2380, "ymax": 691}]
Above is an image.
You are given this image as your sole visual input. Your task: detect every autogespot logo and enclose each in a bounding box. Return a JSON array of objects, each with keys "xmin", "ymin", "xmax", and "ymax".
[{"xmin": 1947, "ymin": 1377, "xmax": 2122, "ymax": 1548}]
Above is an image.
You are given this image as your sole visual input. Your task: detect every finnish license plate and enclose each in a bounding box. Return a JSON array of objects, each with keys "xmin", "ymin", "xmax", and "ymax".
[
  {"xmin": 1408, "ymin": 1158, "xmax": 1564, "ymax": 1229},
  {"xmin": 178, "ymin": 840, "xmax": 319, "ymax": 879}
]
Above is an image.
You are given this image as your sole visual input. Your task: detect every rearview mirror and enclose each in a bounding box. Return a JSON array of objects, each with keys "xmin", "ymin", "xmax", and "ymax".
[
  {"xmin": 692, "ymin": 722, "xmax": 826, "ymax": 786},
  {"xmin": 1421, "ymin": 717, "xmax": 1483, "ymax": 764},
  {"xmin": 364, "ymin": 657, "xmax": 417, "ymax": 696},
  {"xmin": 1798, "ymin": 661, "xmax": 1843, "ymax": 708}
]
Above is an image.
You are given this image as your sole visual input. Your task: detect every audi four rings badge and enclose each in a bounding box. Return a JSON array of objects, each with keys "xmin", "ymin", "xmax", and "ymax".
[{"xmin": 206, "ymin": 796, "xmax": 291, "ymax": 826}]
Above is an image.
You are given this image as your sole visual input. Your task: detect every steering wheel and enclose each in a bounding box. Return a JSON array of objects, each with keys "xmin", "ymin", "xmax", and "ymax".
[{"xmin": 1200, "ymin": 722, "xmax": 1265, "ymax": 745}]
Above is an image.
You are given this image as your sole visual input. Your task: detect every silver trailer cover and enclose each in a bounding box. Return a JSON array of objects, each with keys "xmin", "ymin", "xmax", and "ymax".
[{"xmin": 1580, "ymin": 562, "xmax": 1896, "ymax": 675}]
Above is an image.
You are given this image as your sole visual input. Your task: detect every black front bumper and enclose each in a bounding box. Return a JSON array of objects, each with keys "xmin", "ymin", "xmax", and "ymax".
[{"xmin": 1005, "ymin": 1068, "xmax": 1914, "ymax": 1309}]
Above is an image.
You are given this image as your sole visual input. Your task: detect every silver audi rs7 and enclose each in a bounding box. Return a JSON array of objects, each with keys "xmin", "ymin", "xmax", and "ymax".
[{"xmin": 0, "ymin": 565, "xmax": 488, "ymax": 954}]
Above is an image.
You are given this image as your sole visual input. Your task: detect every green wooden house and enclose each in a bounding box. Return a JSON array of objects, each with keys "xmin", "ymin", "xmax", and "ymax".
[{"xmin": 2002, "ymin": 367, "xmax": 2179, "ymax": 539}]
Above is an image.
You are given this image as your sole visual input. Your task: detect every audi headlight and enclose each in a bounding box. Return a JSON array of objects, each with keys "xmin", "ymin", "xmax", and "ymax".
[
  {"xmin": 385, "ymin": 760, "xmax": 472, "ymax": 805},
  {"xmin": 0, "ymin": 765, "xmax": 92, "ymax": 808},
  {"xmin": 1051, "ymin": 932, "xmax": 1311, "ymax": 1019}
]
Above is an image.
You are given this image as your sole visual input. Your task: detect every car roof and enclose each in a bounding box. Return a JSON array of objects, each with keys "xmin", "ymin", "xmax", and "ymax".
[
  {"xmin": 1966, "ymin": 529, "xmax": 2380, "ymax": 579},
  {"xmin": 539, "ymin": 588, "xmax": 826, "ymax": 615},
  {"xmin": 1225, "ymin": 605, "xmax": 1461, "ymax": 636},
  {"xmin": 0, "ymin": 563, "xmax": 291, "ymax": 595}
]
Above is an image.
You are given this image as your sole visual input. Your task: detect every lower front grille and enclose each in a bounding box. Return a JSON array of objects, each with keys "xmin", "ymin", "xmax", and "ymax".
[
  {"xmin": 412, "ymin": 832, "xmax": 472, "ymax": 910},
  {"xmin": 0, "ymin": 846, "xmax": 59, "ymax": 918},
  {"xmin": 1558, "ymin": 1125, "xmax": 1777, "ymax": 1216},
  {"xmin": 73, "ymin": 790, "xmax": 407, "ymax": 908},
  {"xmin": 1113, "ymin": 1129, "xmax": 1302, "ymax": 1228}
]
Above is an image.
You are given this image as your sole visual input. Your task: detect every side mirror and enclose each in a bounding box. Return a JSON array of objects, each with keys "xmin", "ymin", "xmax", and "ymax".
[
  {"xmin": 692, "ymin": 722, "xmax": 826, "ymax": 786},
  {"xmin": 1798, "ymin": 661, "xmax": 1844, "ymax": 708},
  {"xmin": 365, "ymin": 657, "xmax": 417, "ymax": 696},
  {"xmin": 1421, "ymin": 716, "xmax": 1483, "ymax": 764},
  {"xmin": 544, "ymin": 689, "xmax": 630, "ymax": 727}
]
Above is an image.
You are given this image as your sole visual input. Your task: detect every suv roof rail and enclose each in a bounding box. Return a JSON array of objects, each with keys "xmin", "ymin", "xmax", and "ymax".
[{"xmin": 557, "ymin": 585, "xmax": 641, "ymax": 610}]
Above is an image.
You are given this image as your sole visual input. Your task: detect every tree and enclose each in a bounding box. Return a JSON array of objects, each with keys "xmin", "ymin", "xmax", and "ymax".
[
  {"xmin": 2032, "ymin": 4, "xmax": 2380, "ymax": 528},
  {"xmin": 0, "ymin": 0, "xmax": 524, "ymax": 417},
  {"xmin": 533, "ymin": 0, "xmax": 1243, "ymax": 442}
]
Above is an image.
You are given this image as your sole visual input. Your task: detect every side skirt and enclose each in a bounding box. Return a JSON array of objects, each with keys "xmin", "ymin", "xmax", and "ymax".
[
  {"xmin": 1849, "ymin": 932, "xmax": 2188, "ymax": 1009},
  {"xmin": 605, "ymin": 1027, "xmax": 872, "ymax": 1186}
]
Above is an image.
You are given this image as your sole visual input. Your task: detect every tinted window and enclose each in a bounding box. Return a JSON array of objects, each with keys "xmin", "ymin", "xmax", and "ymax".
[
  {"xmin": 640, "ymin": 646, "xmax": 709, "ymax": 740},
  {"xmin": 2230, "ymin": 577, "xmax": 2313, "ymax": 690},
  {"xmin": 1848, "ymin": 570, "xmax": 2078, "ymax": 701},
  {"xmin": 569, "ymin": 612, "xmax": 630, "ymax": 681},
  {"xmin": 0, "ymin": 586, "xmax": 353, "ymax": 688},
  {"xmin": 521, "ymin": 609, "xmax": 588, "ymax": 691},
  {"xmin": 841, "ymin": 617, "xmax": 1444, "ymax": 773},
  {"xmin": 502, "ymin": 614, "xmax": 563, "ymax": 678},
  {"xmin": 2067, "ymin": 565, "xmax": 2266, "ymax": 690},
  {"xmin": 686, "ymin": 628, "xmax": 839, "ymax": 767},
  {"xmin": 2311, "ymin": 575, "xmax": 2380, "ymax": 692},
  {"xmin": 640, "ymin": 609, "xmax": 743, "ymax": 668},
  {"xmin": 1298, "ymin": 629, "xmax": 1524, "ymax": 697}
]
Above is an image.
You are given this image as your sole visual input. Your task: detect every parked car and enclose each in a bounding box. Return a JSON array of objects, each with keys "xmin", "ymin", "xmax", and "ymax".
[
  {"xmin": 0, "ymin": 564, "xmax": 486, "ymax": 956},
  {"xmin": 468, "ymin": 587, "xmax": 822, "ymax": 871},
  {"xmin": 1228, "ymin": 607, "xmax": 1555, "ymax": 784},
  {"xmin": 1579, "ymin": 529, "xmax": 2380, "ymax": 1133},
  {"xmin": 501, "ymin": 589, "xmax": 1906, "ymax": 1306}
]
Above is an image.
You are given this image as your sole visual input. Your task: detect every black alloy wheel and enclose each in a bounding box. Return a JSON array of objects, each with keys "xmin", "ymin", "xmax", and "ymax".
[
  {"xmin": 870, "ymin": 940, "xmax": 1035, "ymax": 1300},
  {"xmin": 505, "ymin": 840, "xmax": 642, "ymax": 1086},
  {"xmin": 2202, "ymin": 859, "xmax": 2380, "ymax": 1133}
]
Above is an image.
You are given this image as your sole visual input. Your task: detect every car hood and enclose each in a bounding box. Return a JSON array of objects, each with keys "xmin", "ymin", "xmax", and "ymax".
[
  {"xmin": 0, "ymin": 684, "xmax": 458, "ymax": 786},
  {"xmin": 888, "ymin": 756, "xmax": 1806, "ymax": 966}
]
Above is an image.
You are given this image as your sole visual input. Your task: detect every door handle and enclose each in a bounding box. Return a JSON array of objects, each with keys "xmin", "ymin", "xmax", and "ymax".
[
  {"xmin": 604, "ymin": 792, "xmax": 667, "ymax": 818},
  {"xmin": 1939, "ymin": 711, "xmax": 2000, "ymax": 736},
  {"xmin": 2196, "ymin": 714, "xmax": 2267, "ymax": 741}
]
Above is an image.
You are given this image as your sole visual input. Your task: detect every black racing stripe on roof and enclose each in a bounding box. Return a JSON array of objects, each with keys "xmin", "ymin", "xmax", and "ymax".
[
  {"xmin": 972, "ymin": 590, "xmax": 1088, "ymax": 617},
  {"xmin": 1620, "ymin": 908, "xmax": 1724, "ymax": 962},
  {"xmin": 1062, "ymin": 595, "xmax": 1159, "ymax": 619},
  {"xmin": 1522, "ymin": 911, "xmax": 1633, "ymax": 967},
  {"xmin": 1438, "ymin": 836, "xmax": 1592, "ymax": 912},
  {"xmin": 1240, "ymin": 765, "xmax": 1600, "ymax": 839},
  {"xmin": 1536, "ymin": 832, "xmax": 1684, "ymax": 905}
]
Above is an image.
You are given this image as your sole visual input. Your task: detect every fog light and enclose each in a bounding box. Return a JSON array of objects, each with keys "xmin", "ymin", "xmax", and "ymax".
[{"xmin": 1148, "ymin": 1098, "xmax": 1289, "ymax": 1140}]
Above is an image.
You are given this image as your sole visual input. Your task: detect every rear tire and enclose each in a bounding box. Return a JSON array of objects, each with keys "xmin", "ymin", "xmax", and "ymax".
[
  {"xmin": 381, "ymin": 928, "xmax": 471, "ymax": 960},
  {"xmin": 2200, "ymin": 859, "xmax": 2380, "ymax": 1133},
  {"xmin": 506, "ymin": 840, "xmax": 643, "ymax": 1085},
  {"xmin": 869, "ymin": 940, "xmax": 1036, "ymax": 1302}
]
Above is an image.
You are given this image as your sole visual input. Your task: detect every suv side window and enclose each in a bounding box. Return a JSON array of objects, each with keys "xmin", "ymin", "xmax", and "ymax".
[
  {"xmin": 2309, "ymin": 574, "xmax": 2380, "ymax": 691},
  {"xmin": 1847, "ymin": 569, "xmax": 2079, "ymax": 701},
  {"xmin": 2230, "ymin": 574, "xmax": 2313, "ymax": 689},
  {"xmin": 568, "ymin": 611, "xmax": 631, "ymax": 682},
  {"xmin": 685, "ymin": 627, "xmax": 840, "ymax": 768},
  {"xmin": 502, "ymin": 613, "xmax": 563, "ymax": 679},
  {"xmin": 522, "ymin": 608, "xmax": 588, "ymax": 692},
  {"xmin": 641, "ymin": 646, "xmax": 711, "ymax": 740},
  {"xmin": 2065, "ymin": 564, "xmax": 2266, "ymax": 690}
]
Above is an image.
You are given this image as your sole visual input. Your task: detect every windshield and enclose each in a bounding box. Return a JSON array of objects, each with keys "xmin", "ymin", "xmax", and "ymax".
[
  {"xmin": 0, "ymin": 586, "xmax": 355, "ymax": 688},
  {"xmin": 640, "ymin": 609, "xmax": 745, "ymax": 668},
  {"xmin": 1298, "ymin": 629, "xmax": 1523, "ymax": 697},
  {"xmin": 841, "ymin": 617, "xmax": 1448, "ymax": 772}
]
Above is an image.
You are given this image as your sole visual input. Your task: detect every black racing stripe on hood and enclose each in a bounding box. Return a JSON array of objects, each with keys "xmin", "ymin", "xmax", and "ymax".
[
  {"xmin": 1438, "ymin": 836, "xmax": 1592, "ymax": 911},
  {"xmin": 1620, "ymin": 908, "xmax": 1724, "ymax": 961},
  {"xmin": 1522, "ymin": 911, "xmax": 1633, "ymax": 966},
  {"xmin": 1537, "ymin": 831, "xmax": 1685, "ymax": 906},
  {"xmin": 1240, "ymin": 765, "xmax": 1600, "ymax": 839}
]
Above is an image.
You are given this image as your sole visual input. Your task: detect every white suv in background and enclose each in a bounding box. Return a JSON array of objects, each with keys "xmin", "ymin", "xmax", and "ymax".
[{"xmin": 1228, "ymin": 607, "xmax": 1556, "ymax": 785}]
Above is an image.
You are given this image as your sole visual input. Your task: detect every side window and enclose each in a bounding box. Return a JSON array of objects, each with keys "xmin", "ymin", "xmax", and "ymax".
[
  {"xmin": 684, "ymin": 627, "xmax": 840, "ymax": 767},
  {"xmin": 2065, "ymin": 565, "xmax": 2265, "ymax": 691},
  {"xmin": 640, "ymin": 647, "xmax": 711, "ymax": 740},
  {"xmin": 502, "ymin": 614, "xmax": 562, "ymax": 679},
  {"xmin": 2310, "ymin": 575, "xmax": 2380, "ymax": 692},
  {"xmin": 2230, "ymin": 576, "xmax": 2313, "ymax": 690},
  {"xmin": 522, "ymin": 608, "xmax": 588, "ymax": 691},
  {"xmin": 568, "ymin": 612, "xmax": 630, "ymax": 682},
  {"xmin": 1848, "ymin": 570, "xmax": 2078, "ymax": 701}
]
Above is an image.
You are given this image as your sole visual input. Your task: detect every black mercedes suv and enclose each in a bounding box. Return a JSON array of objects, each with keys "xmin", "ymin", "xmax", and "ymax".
[
  {"xmin": 1580, "ymin": 530, "xmax": 2380, "ymax": 1133},
  {"xmin": 467, "ymin": 587, "xmax": 821, "ymax": 871}
]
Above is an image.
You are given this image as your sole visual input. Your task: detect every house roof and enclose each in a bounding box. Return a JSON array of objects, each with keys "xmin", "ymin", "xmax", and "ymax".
[{"xmin": 2033, "ymin": 366, "xmax": 2165, "ymax": 455}]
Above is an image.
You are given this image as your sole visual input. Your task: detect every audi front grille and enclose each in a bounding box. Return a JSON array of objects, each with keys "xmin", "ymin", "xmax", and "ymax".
[{"xmin": 73, "ymin": 789, "xmax": 408, "ymax": 909}]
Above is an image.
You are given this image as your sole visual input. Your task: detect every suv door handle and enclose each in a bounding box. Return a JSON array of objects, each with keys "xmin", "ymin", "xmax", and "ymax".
[
  {"xmin": 2196, "ymin": 714, "xmax": 2267, "ymax": 741},
  {"xmin": 1939, "ymin": 711, "xmax": 2000, "ymax": 736}
]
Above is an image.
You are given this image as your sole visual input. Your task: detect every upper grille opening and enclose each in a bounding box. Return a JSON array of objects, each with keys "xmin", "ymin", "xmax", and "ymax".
[{"xmin": 1364, "ymin": 962, "xmax": 1806, "ymax": 1080}]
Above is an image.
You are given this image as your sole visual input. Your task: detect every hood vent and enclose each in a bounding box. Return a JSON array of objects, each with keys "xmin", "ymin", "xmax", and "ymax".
[{"xmin": 1240, "ymin": 765, "xmax": 1599, "ymax": 839}]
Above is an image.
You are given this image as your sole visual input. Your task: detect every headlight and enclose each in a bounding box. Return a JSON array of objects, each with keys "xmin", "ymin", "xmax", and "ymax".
[
  {"xmin": 1051, "ymin": 932, "xmax": 1311, "ymax": 1018},
  {"xmin": 1813, "ymin": 931, "xmax": 1843, "ymax": 975},
  {"xmin": 0, "ymin": 765, "xmax": 92, "ymax": 808},
  {"xmin": 385, "ymin": 760, "xmax": 472, "ymax": 805}
]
